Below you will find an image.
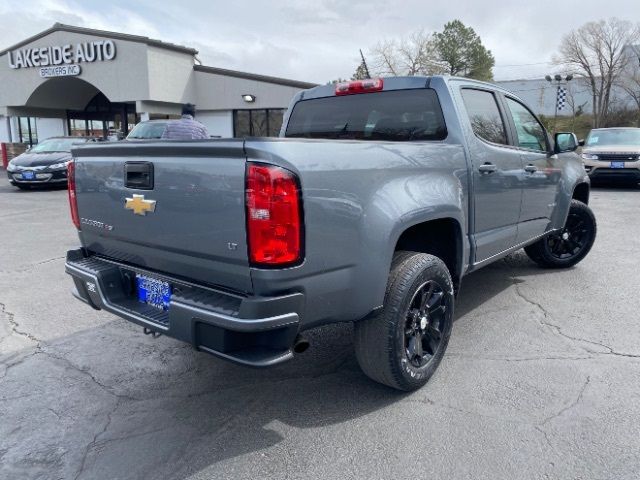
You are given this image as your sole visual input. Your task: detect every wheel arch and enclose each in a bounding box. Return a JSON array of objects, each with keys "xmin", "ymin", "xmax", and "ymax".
[
  {"xmin": 391, "ymin": 216, "xmax": 465, "ymax": 294},
  {"xmin": 572, "ymin": 182, "xmax": 590, "ymax": 205}
]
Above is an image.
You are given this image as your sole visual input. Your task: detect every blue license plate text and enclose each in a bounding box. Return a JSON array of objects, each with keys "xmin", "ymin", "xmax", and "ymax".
[{"xmin": 136, "ymin": 274, "xmax": 171, "ymax": 311}]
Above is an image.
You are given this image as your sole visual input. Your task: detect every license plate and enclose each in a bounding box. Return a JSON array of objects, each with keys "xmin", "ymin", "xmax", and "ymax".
[
  {"xmin": 136, "ymin": 274, "xmax": 171, "ymax": 311},
  {"xmin": 611, "ymin": 161, "xmax": 625, "ymax": 169},
  {"xmin": 21, "ymin": 171, "xmax": 35, "ymax": 180}
]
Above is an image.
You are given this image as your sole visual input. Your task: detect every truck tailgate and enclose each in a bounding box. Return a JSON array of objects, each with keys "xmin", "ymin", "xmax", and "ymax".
[{"xmin": 72, "ymin": 141, "xmax": 252, "ymax": 293}]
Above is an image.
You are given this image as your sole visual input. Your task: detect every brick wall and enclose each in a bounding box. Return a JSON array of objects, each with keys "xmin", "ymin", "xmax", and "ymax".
[
  {"xmin": 5, "ymin": 143, "xmax": 28, "ymax": 161},
  {"xmin": 1, "ymin": 142, "xmax": 28, "ymax": 169}
]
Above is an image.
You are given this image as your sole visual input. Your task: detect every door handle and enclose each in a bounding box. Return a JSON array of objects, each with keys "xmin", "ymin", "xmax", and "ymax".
[
  {"xmin": 478, "ymin": 163, "xmax": 498, "ymax": 175},
  {"xmin": 524, "ymin": 164, "xmax": 538, "ymax": 174},
  {"xmin": 125, "ymin": 162, "xmax": 154, "ymax": 189}
]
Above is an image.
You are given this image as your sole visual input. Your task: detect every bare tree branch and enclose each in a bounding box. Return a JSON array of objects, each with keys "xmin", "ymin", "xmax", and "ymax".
[
  {"xmin": 555, "ymin": 18, "xmax": 640, "ymax": 127},
  {"xmin": 369, "ymin": 30, "xmax": 444, "ymax": 77}
]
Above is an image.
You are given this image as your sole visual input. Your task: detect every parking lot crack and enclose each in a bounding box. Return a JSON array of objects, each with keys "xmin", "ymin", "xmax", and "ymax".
[
  {"xmin": 0, "ymin": 349, "xmax": 40, "ymax": 378},
  {"xmin": 509, "ymin": 280, "xmax": 634, "ymax": 356},
  {"xmin": 73, "ymin": 397, "xmax": 120, "ymax": 480},
  {"xmin": 41, "ymin": 350, "xmax": 139, "ymax": 402},
  {"xmin": 540, "ymin": 375, "xmax": 590, "ymax": 426},
  {"xmin": 0, "ymin": 255, "xmax": 65, "ymax": 275},
  {"xmin": 0, "ymin": 301, "xmax": 41, "ymax": 347},
  {"xmin": 445, "ymin": 353, "xmax": 595, "ymax": 362},
  {"xmin": 535, "ymin": 425, "xmax": 554, "ymax": 450}
]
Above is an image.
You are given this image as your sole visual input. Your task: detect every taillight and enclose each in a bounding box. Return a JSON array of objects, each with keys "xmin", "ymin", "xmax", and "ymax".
[
  {"xmin": 246, "ymin": 163, "xmax": 303, "ymax": 267},
  {"xmin": 67, "ymin": 160, "xmax": 80, "ymax": 229},
  {"xmin": 335, "ymin": 78, "xmax": 384, "ymax": 96}
]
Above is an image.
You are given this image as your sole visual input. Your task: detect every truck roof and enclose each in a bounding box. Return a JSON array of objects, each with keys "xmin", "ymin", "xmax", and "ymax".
[{"xmin": 297, "ymin": 75, "xmax": 515, "ymax": 101}]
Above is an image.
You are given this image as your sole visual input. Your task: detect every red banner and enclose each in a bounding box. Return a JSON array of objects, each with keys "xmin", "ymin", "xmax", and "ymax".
[{"xmin": 1, "ymin": 143, "xmax": 7, "ymax": 169}]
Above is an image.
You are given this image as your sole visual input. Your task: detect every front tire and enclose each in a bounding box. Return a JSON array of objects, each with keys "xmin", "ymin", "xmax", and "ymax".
[
  {"xmin": 524, "ymin": 199, "xmax": 596, "ymax": 268},
  {"xmin": 354, "ymin": 251, "xmax": 454, "ymax": 391}
]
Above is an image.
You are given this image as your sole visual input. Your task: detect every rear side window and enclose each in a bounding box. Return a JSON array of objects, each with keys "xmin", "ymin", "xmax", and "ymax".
[
  {"xmin": 461, "ymin": 89, "xmax": 508, "ymax": 145},
  {"xmin": 285, "ymin": 89, "xmax": 447, "ymax": 141}
]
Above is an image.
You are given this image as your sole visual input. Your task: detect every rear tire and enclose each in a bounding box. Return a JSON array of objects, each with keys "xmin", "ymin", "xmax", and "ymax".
[
  {"xmin": 354, "ymin": 251, "xmax": 454, "ymax": 391},
  {"xmin": 524, "ymin": 200, "xmax": 596, "ymax": 268}
]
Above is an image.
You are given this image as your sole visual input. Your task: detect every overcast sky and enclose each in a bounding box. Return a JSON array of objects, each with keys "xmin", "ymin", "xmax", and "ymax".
[{"xmin": 0, "ymin": 0, "xmax": 636, "ymax": 83}]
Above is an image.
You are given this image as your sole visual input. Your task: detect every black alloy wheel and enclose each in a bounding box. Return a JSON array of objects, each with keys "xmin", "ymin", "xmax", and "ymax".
[
  {"xmin": 524, "ymin": 199, "xmax": 596, "ymax": 268},
  {"xmin": 545, "ymin": 211, "xmax": 591, "ymax": 260},
  {"xmin": 404, "ymin": 280, "xmax": 447, "ymax": 368},
  {"xmin": 354, "ymin": 251, "xmax": 454, "ymax": 391}
]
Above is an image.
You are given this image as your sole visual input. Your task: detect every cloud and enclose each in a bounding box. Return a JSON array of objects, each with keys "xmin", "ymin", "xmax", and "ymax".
[{"xmin": 0, "ymin": 0, "xmax": 637, "ymax": 83}]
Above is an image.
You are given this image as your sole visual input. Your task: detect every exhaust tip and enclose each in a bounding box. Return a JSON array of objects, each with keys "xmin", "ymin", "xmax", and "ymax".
[{"xmin": 293, "ymin": 335, "xmax": 310, "ymax": 354}]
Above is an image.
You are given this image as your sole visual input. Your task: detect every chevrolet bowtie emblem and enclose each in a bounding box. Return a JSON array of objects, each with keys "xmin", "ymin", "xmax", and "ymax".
[{"xmin": 125, "ymin": 194, "xmax": 156, "ymax": 216}]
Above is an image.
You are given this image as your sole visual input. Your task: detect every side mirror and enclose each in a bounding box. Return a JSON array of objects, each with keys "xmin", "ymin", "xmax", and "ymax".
[
  {"xmin": 578, "ymin": 139, "xmax": 585, "ymax": 147},
  {"xmin": 554, "ymin": 132, "xmax": 579, "ymax": 154}
]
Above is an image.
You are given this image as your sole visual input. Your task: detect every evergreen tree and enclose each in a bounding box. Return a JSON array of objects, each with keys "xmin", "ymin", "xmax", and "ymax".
[{"xmin": 433, "ymin": 20, "xmax": 495, "ymax": 81}]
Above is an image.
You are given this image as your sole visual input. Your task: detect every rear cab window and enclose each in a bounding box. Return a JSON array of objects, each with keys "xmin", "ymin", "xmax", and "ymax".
[{"xmin": 284, "ymin": 89, "xmax": 447, "ymax": 141}]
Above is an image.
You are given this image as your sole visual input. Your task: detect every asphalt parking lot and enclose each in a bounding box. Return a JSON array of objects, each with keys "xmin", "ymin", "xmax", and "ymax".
[{"xmin": 1, "ymin": 177, "xmax": 639, "ymax": 480}]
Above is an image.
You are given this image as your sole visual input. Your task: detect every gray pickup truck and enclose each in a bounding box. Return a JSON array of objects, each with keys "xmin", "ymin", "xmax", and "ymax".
[{"xmin": 65, "ymin": 76, "xmax": 596, "ymax": 391}]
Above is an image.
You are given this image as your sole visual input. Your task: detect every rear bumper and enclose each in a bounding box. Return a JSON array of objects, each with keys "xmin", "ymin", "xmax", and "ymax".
[{"xmin": 65, "ymin": 248, "xmax": 303, "ymax": 367}]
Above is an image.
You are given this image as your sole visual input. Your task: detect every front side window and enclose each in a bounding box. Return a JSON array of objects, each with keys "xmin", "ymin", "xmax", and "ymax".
[
  {"xmin": 504, "ymin": 97, "xmax": 547, "ymax": 152},
  {"xmin": 461, "ymin": 89, "xmax": 507, "ymax": 145}
]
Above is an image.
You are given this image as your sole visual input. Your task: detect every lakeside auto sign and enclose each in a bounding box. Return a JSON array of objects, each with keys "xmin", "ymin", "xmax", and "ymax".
[{"xmin": 7, "ymin": 40, "xmax": 116, "ymax": 78}]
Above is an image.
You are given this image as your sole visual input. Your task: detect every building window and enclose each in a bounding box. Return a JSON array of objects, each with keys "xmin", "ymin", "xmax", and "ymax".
[
  {"xmin": 18, "ymin": 117, "xmax": 38, "ymax": 146},
  {"xmin": 233, "ymin": 109, "xmax": 286, "ymax": 137}
]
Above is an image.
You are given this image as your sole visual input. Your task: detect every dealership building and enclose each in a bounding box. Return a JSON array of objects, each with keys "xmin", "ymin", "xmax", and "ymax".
[{"xmin": 0, "ymin": 23, "xmax": 316, "ymax": 145}]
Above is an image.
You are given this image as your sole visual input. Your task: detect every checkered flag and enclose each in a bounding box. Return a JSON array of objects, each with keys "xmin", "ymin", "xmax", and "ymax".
[{"xmin": 556, "ymin": 86, "xmax": 567, "ymax": 111}]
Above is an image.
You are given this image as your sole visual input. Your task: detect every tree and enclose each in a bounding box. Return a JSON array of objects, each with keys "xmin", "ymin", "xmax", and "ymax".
[
  {"xmin": 620, "ymin": 49, "xmax": 640, "ymax": 125},
  {"xmin": 564, "ymin": 82, "xmax": 588, "ymax": 131},
  {"xmin": 432, "ymin": 20, "xmax": 495, "ymax": 81},
  {"xmin": 370, "ymin": 30, "xmax": 444, "ymax": 77},
  {"xmin": 555, "ymin": 18, "xmax": 640, "ymax": 128}
]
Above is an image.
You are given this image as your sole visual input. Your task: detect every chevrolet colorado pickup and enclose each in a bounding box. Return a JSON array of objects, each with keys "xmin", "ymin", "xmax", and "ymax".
[{"xmin": 65, "ymin": 76, "xmax": 596, "ymax": 391}]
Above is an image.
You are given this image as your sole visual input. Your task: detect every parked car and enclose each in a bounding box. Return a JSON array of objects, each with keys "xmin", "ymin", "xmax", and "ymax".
[
  {"xmin": 6, "ymin": 137, "xmax": 95, "ymax": 190},
  {"xmin": 126, "ymin": 120, "xmax": 169, "ymax": 140},
  {"xmin": 580, "ymin": 127, "xmax": 640, "ymax": 185},
  {"xmin": 64, "ymin": 76, "xmax": 595, "ymax": 391},
  {"xmin": 127, "ymin": 120, "xmax": 220, "ymax": 140}
]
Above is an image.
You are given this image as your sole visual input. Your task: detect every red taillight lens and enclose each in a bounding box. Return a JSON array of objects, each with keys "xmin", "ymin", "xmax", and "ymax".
[
  {"xmin": 335, "ymin": 78, "xmax": 384, "ymax": 96},
  {"xmin": 67, "ymin": 160, "xmax": 80, "ymax": 229},
  {"xmin": 246, "ymin": 163, "xmax": 302, "ymax": 266}
]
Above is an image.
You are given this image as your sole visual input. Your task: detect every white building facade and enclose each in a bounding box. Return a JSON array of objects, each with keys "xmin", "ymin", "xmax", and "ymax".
[{"xmin": 0, "ymin": 23, "xmax": 316, "ymax": 145}]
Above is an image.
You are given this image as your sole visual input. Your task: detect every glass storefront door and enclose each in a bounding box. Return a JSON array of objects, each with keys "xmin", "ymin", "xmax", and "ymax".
[{"xmin": 67, "ymin": 92, "xmax": 136, "ymax": 139}]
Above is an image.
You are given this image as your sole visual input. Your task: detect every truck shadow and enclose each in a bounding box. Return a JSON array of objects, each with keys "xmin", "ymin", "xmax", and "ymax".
[
  {"xmin": 1, "ymin": 250, "xmax": 561, "ymax": 479},
  {"xmin": 455, "ymin": 249, "xmax": 554, "ymax": 319}
]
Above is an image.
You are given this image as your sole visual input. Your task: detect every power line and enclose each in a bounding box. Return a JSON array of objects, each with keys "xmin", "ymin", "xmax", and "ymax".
[{"xmin": 493, "ymin": 61, "xmax": 554, "ymax": 68}]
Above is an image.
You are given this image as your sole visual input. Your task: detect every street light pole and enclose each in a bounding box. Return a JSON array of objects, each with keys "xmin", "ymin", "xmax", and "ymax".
[{"xmin": 545, "ymin": 74, "xmax": 573, "ymax": 134}]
